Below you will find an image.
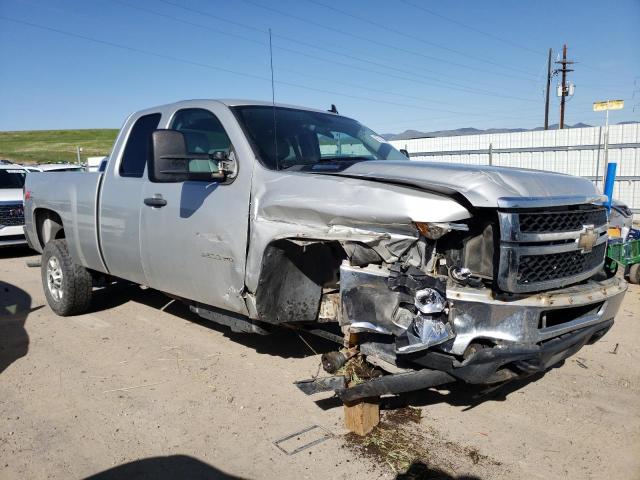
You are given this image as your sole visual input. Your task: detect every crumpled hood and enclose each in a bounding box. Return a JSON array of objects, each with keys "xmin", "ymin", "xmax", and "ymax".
[
  {"xmin": 326, "ymin": 160, "xmax": 602, "ymax": 208},
  {"xmin": 0, "ymin": 188, "xmax": 23, "ymax": 203}
]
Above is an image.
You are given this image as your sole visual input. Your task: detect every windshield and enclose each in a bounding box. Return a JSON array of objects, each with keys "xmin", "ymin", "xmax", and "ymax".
[
  {"xmin": 232, "ymin": 106, "xmax": 407, "ymax": 170},
  {"xmin": 0, "ymin": 169, "xmax": 26, "ymax": 188}
]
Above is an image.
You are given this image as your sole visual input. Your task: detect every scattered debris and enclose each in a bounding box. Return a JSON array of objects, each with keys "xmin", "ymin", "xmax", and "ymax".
[
  {"xmin": 25, "ymin": 258, "xmax": 41, "ymax": 268},
  {"xmin": 346, "ymin": 423, "xmax": 417, "ymax": 473},
  {"xmin": 273, "ymin": 425, "xmax": 333, "ymax": 455},
  {"xmin": 384, "ymin": 407, "xmax": 422, "ymax": 426},
  {"xmin": 610, "ymin": 343, "xmax": 619, "ymax": 354},
  {"xmin": 575, "ymin": 359, "xmax": 588, "ymax": 369},
  {"xmin": 345, "ymin": 410, "xmax": 503, "ymax": 475}
]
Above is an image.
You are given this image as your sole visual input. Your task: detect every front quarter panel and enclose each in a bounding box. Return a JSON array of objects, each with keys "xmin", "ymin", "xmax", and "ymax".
[{"xmin": 245, "ymin": 167, "xmax": 471, "ymax": 292}]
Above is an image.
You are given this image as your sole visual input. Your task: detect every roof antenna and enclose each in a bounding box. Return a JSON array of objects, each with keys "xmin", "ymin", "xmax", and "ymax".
[
  {"xmin": 269, "ymin": 28, "xmax": 279, "ymax": 170},
  {"xmin": 328, "ymin": 104, "xmax": 338, "ymax": 114}
]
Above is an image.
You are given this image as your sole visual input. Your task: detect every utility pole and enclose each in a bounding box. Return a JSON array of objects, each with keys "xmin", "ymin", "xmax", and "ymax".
[
  {"xmin": 544, "ymin": 48, "xmax": 552, "ymax": 130},
  {"xmin": 554, "ymin": 44, "xmax": 574, "ymax": 129}
]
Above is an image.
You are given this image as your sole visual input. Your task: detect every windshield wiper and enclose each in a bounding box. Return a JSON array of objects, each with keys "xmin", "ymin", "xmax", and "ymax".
[{"xmin": 316, "ymin": 156, "xmax": 373, "ymax": 163}]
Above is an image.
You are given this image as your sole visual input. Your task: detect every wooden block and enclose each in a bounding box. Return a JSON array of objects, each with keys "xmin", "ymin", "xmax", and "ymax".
[{"xmin": 344, "ymin": 398, "xmax": 380, "ymax": 436}]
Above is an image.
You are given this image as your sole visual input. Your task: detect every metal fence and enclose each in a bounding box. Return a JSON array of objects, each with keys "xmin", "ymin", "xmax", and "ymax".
[{"xmin": 389, "ymin": 123, "xmax": 640, "ymax": 213}]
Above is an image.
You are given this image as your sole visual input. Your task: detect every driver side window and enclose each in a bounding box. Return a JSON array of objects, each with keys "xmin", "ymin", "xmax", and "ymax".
[{"xmin": 170, "ymin": 108, "xmax": 232, "ymax": 174}]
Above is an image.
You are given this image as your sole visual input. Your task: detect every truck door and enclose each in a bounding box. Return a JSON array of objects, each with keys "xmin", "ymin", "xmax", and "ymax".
[
  {"xmin": 99, "ymin": 112, "xmax": 162, "ymax": 285},
  {"xmin": 139, "ymin": 105, "xmax": 252, "ymax": 315}
]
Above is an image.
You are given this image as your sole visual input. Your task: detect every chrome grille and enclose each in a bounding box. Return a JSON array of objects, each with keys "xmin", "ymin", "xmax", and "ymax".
[
  {"xmin": 519, "ymin": 207, "xmax": 607, "ymax": 233},
  {"xmin": 518, "ymin": 243, "xmax": 606, "ymax": 285},
  {"xmin": 498, "ymin": 204, "xmax": 608, "ymax": 293},
  {"xmin": 0, "ymin": 202, "xmax": 24, "ymax": 227}
]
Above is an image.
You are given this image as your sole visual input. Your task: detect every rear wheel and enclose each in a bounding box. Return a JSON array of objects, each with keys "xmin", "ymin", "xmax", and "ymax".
[
  {"xmin": 41, "ymin": 239, "xmax": 93, "ymax": 316},
  {"xmin": 628, "ymin": 264, "xmax": 640, "ymax": 285}
]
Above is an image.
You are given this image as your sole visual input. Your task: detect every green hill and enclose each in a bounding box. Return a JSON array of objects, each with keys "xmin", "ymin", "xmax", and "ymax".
[{"xmin": 0, "ymin": 129, "xmax": 118, "ymax": 164}]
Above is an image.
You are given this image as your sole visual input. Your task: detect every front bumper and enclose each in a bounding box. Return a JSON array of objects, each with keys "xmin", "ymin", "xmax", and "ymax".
[
  {"xmin": 0, "ymin": 225, "xmax": 27, "ymax": 246},
  {"xmin": 408, "ymin": 318, "xmax": 614, "ymax": 384},
  {"xmin": 445, "ymin": 276, "xmax": 627, "ymax": 356}
]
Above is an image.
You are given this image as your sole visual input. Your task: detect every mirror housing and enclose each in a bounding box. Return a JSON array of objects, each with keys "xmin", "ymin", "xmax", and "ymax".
[{"xmin": 149, "ymin": 129, "xmax": 232, "ymax": 183}]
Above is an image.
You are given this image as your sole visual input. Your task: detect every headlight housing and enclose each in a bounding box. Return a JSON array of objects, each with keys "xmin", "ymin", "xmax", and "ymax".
[{"xmin": 415, "ymin": 221, "xmax": 468, "ymax": 240}]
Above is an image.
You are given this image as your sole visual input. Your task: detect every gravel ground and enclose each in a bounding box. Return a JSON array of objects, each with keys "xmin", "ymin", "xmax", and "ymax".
[{"xmin": 1, "ymin": 245, "xmax": 638, "ymax": 479}]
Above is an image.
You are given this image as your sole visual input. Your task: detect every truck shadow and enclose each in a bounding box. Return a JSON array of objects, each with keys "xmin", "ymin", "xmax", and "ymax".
[
  {"xmin": 0, "ymin": 280, "xmax": 36, "ymax": 373},
  {"xmin": 381, "ymin": 372, "xmax": 549, "ymax": 412},
  {"xmin": 0, "ymin": 245, "xmax": 36, "ymax": 259},
  {"xmin": 84, "ymin": 454, "xmax": 242, "ymax": 480},
  {"xmin": 396, "ymin": 461, "xmax": 481, "ymax": 480},
  {"xmin": 90, "ymin": 282, "xmax": 336, "ymax": 359}
]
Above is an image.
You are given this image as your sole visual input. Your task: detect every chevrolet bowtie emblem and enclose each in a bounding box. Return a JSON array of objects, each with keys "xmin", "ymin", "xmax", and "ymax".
[{"xmin": 578, "ymin": 226, "xmax": 598, "ymax": 253}]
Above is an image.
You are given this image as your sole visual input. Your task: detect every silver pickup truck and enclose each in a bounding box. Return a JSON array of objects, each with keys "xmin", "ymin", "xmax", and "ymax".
[{"xmin": 24, "ymin": 99, "xmax": 627, "ymax": 401}]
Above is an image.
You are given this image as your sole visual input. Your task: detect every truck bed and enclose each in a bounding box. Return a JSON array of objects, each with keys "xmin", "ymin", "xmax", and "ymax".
[{"xmin": 24, "ymin": 171, "xmax": 107, "ymax": 273}]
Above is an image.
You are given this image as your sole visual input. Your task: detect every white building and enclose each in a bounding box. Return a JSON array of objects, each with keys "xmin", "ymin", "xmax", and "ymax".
[{"xmin": 389, "ymin": 123, "xmax": 640, "ymax": 213}]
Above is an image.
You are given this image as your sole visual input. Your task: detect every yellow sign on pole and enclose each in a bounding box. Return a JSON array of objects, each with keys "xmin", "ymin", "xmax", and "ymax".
[{"xmin": 593, "ymin": 99, "xmax": 624, "ymax": 111}]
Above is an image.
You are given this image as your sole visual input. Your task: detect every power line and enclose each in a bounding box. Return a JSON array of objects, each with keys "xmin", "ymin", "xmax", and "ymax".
[
  {"xmin": 400, "ymin": 0, "xmax": 544, "ymax": 56},
  {"xmin": 114, "ymin": 0, "xmax": 539, "ymax": 104},
  {"xmin": 158, "ymin": 0, "xmax": 541, "ymax": 91},
  {"xmin": 0, "ymin": 15, "xmax": 535, "ymax": 118},
  {"xmin": 303, "ymin": 0, "xmax": 540, "ymax": 77},
  {"xmin": 400, "ymin": 0, "xmax": 637, "ymax": 87},
  {"xmin": 241, "ymin": 0, "xmax": 540, "ymax": 82}
]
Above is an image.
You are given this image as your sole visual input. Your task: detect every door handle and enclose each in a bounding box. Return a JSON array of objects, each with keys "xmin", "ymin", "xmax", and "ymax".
[{"xmin": 144, "ymin": 196, "xmax": 167, "ymax": 207}]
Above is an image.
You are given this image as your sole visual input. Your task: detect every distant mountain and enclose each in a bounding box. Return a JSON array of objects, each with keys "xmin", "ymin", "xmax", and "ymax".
[{"xmin": 381, "ymin": 121, "xmax": 637, "ymax": 141}]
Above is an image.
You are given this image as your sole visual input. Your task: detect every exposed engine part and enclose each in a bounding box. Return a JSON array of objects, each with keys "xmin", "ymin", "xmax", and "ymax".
[
  {"xmin": 387, "ymin": 264, "xmax": 447, "ymax": 295},
  {"xmin": 449, "ymin": 266, "xmax": 471, "ymax": 282},
  {"xmin": 448, "ymin": 266, "xmax": 484, "ymax": 288},
  {"xmin": 321, "ymin": 347, "xmax": 358, "ymax": 374},
  {"xmin": 321, "ymin": 351, "xmax": 348, "ymax": 374},
  {"xmin": 414, "ymin": 288, "xmax": 446, "ymax": 314}
]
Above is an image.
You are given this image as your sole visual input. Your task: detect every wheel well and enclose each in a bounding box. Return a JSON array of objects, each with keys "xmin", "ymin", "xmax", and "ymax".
[
  {"xmin": 34, "ymin": 209, "xmax": 65, "ymax": 248},
  {"xmin": 254, "ymin": 239, "xmax": 345, "ymax": 324}
]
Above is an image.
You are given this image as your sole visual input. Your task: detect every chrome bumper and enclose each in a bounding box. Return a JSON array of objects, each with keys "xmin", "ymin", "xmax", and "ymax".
[{"xmin": 445, "ymin": 276, "xmax": 627, "ymax": 356}]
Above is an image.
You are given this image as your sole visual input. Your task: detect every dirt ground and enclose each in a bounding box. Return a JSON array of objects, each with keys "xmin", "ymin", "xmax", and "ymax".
[{"xmin": 1, "ymin": 245, "xmax": 639, "ymax": 479}]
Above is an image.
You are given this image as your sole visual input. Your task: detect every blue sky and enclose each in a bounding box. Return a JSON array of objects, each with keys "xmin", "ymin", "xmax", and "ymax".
[{"xmin": 1, "ymin": 0, "xmax": 638, "ymax": 133}]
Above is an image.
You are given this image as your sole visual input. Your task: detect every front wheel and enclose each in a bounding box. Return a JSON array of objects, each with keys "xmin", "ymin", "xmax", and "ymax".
[{"xmin": 41, "ymin": 239, "xmax": 93, "ymax": 316}]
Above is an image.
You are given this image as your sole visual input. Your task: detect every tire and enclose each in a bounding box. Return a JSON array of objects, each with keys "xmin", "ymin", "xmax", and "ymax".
[
  {"xmin": 629, "ymin": 264, "xmax": 640, "ymax": 285},
  {"xmin": 604, "ymin": 257, "xmax": 618, "ymax": 279},
  {"xmin": 41, "ymin": 239, "xmax": 93, "ymax": 316}
]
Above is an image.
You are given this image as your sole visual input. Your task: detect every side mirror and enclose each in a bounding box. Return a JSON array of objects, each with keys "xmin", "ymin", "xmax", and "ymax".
[
  {"xmin": 400, "ymin": 149, "xmax": 410, "ymax": 158},
  {"xmin": 149, "ymin": 130, "xmax": 231, "ymax": 183}
]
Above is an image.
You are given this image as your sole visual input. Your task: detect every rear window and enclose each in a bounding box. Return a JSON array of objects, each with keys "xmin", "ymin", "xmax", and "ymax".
[{"xmin": 0, "ymin": 169, "xmax": 26, "ymax": 188}]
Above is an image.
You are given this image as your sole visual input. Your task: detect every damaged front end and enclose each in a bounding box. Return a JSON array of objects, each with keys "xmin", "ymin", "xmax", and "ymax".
[{"xmin": 299, "ymin": 202, "xmax": 628, "ymax": 401}]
